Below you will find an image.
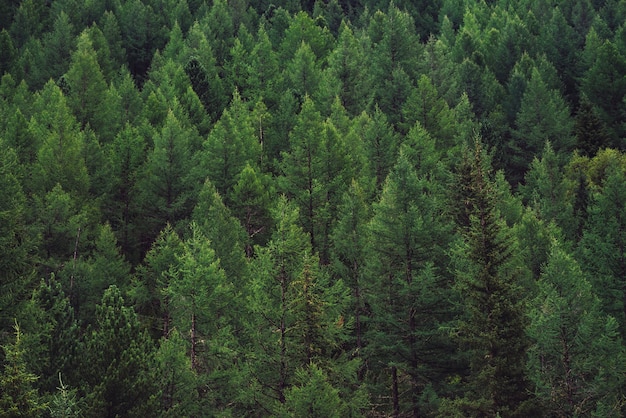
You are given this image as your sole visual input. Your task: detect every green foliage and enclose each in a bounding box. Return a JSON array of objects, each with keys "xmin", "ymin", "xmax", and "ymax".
[
  {"xmin": 449, "ymin": 138, "xmax": 531, "ymax": 417},
  {"xmin": 5, "ymin": 0, "xmax": 626, "ymax": 414},
  {"xmin": 79, "ymin": 286, "xmax": 158, "ymax": 417},
  {"xmin": 578, "ymin": 163, "xmax": 626, "ymax": 331},
  {"xmin": 199, "ymin": 90, "xmax": 262, "ymax": 201},
  {"xmin": 365, "ymin": 148, "xmax": 454, "ymax": 416},
  {"xmin": 0, "ymin": 322, "xmax": 46, "ymax": 417},
  {"xmin": 528, "ymin": 243, "xmax": 626, "ymax": 416}
]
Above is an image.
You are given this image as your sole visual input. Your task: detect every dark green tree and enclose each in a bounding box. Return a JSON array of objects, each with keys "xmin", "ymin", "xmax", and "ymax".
[
  {"xmin": 103, "ymin": 123, "xmax": 146, "ymax": 263},
  {"xmin": 520, "ymin": 142, "xmax": 576, "ymax": 240},
  {"xmin": 444, "ymin": 138, "xmax": 532, "ymax": 417},
  {"xmin": 401, "ymin": 74, "xmax": 456, "ymax": 145},
  {"xmin": 0, "ymin": 29, "xmax": 17, "ymax": 77},
  {"xmin": 20, "ymin": 277, "xmax": 79, "ymax": 395},
  {"xmin": 154, "ymin": 329, "xmax": 201, "ymax": 416},
  {"xmin": 575, "ymin": 94, "xmax": 612, "ymax": 156},
  {"xmin": 231, "ymin": 163, "xmax": 275, "ymax": 256},
  {"xmin": 166, "ymin": 222, "xmax": 241, "ymax": 412},
  {"xmin": 580, "ymin": 40, "xmax": 626, "ymax": 142},
  {"xmin": 130, "ymin": 224, "xmax": 184, "ymax": 340},
  {"xmin": 244, "ymin": 196, "xmax": 354, "ymax": 413},
  {"xmin": 510, "ymin": 67, "xmax": 574, "ymax": 182},
  {"xmin": 39, "ymin": 12, "xmax": 75, "ymax": 85},
  {"xmin": 79, "ymin": 286, "xmax": 159, "ymax": 417},
  {"xmin": 327, "ymin": 21, "xmax": 372, "ymax": 116},
  {"xmin": 355, "ymin": 106, "xmax": 400, "ymax": 191},
  {"xmin": 192, "ymin": 179, "xmax": 248, "ymax": 290},
  {"xmin": 0, "ymin": 141, "xmax": 32, "ymax": 329},
  {"xmin": 365, "ymin": 145, "xmax": 454, "ymax": 417},
  {"xmin": 136, "ymin": 111, "xmax": 196, "ymax": 250},
  {"xmin": 331, "ymin": 180, "xmax": 371, "ymax": 358}
]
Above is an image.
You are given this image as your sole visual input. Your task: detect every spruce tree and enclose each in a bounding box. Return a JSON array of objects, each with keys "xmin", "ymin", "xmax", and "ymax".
[{"xmin": 445, "ymin": 138, "xmax": 532, "ymax": 417}]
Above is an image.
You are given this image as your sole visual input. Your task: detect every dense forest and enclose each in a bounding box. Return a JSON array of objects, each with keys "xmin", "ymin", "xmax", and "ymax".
[{"xmin": 2, "ymin": 0, "xmax": 626, "ymax": 416}]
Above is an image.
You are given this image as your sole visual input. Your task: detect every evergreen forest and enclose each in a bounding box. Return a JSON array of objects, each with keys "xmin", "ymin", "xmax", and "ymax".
[{"xmin": 3, "ymin": 0, "xmax": 626, "ymax": 416}]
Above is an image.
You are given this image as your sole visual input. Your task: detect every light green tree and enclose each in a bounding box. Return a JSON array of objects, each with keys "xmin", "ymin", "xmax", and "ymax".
[{"xmin": 528, "ymin": 243, "xmax": 626, "ymax": 416}]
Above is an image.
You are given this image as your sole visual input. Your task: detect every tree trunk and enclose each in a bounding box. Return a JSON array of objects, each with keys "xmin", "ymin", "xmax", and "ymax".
[
  {"xmin": 392, "ymin": 365, "xmax": 400, "ymax": 418},
  {"xmin": 190, "ymin": 312, "xmax": 197, "ymax": 371}
]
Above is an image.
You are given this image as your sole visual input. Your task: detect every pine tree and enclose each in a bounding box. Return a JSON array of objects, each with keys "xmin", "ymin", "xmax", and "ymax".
[
  {"xmin": 574, "ymin": 94, "xmax": 611, "ymax": 157},
  {"xmin": 0, "ymin": 141, "xmax": 32, "ymax": 329},
  {"xmin": 30, "ymin": 80, "xmax": 89, "ymax": 198},
  {"xmin": 578, "ymin": 163, "xmax": 626, "ymax": 332},
  {"xmin": 327, "ymin": 21, "xmax": 372, "ymax": 116},
  {"xmin": 401, "ymin": 74, "xmax": 456, "ymax": 144},
  {"xmin": 244, "ymin": 196, "xmax": 355, "ymax": 413},
  {"xmin": 65, "ymin": 31, "xmax": 110, "ymax": 139},
  {"xmin": 103, "ymin": 123, "xmax": 146, "ymax": 263},
  {"xmin": 356, "ymin": 107, "xmax": 400, "ymax": 191},
  {"xmin": 365, "ymin": 146, "xmax": 454, "ymax": 417},
  {"xmin": 330, "ymin": 180, "xmax": 371, "ymax": 357},
  {"xmin": 520, "ymin": 142, "xmax": 576, "ymax": 240},
  {"xmin": 510, "ymin": 67, "xmax": 574, "ymax": 181},
  {"xmin": 192, "ymin": 179, "xmax": 248, "ymax": 290},
  {"xmin": 231, "ymin": 163, "xmax": 274, "ymax": 257},
  {"xmin": 528, "ymin": 243, "xmax": 626, "ymax": 416},
  {"xmin": 166, "ymin": 222, "xmax": 241, "ymax": 412},
  {"xmin": 22, "ymin": 277, "xmax": 79, "ymax": 395},
  {"xmin": 130, "ymin": 224, "xmax": 184, "ymax": 339},
  {"xmin": 445, "ymin": 138, "xmax": 532, "ymax": 417},
  {"xmin": 79, "ymin": 286, "xmax": 159, "ymax": 417},
  {"xmin": 0, "ymin": 323, "xmax": 46, "ymax": 417},
  {"xmin": 199, "ymin": 90, "xmax": 261, "ymax": 202},
  {"xmin": 154, "ymin": 329, "xmax": 201, "ymax": 416},
  {"xmin": 136, "ymin": 110, "xmax": 196, "ymax": 250}
]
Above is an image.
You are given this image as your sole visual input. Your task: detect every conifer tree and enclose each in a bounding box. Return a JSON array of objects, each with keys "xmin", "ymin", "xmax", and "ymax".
[
  {"xmin": 65, "ymin": 31, "xmax": 110, "ymax": 138},
  {"xmin": 356, "ymin": 107, "xmax": 400, "ymax": 191},
  {"xmin": 30, "ymin": 80, "xmax": 89, "ymax": 198},
  {"xmin": 327, "ymin": 21, "xmax": 372, "ymax": 116},
  {"xmin": 103, "ymin": 123, "xmax": 146, "ymax": 263},
  {"xmin": 0, "ymin": 323, "xmax": 46, "ymax": 417},
  {"xmin": 331, "ymin": 180, "xmax": 371, "ymax": 356},
  {"xmin": 231, "ymin": 163, "xmax": 274, "ymax": 257},
  {"xmin": 445, "ymin": 138, "xmax": 532, "ymax": 417},
  {"xmin": 136, "ymin": 110, "xmax": 196, "ymax": 249},
  {"xmin": 0, "ymin": 141, "xmax": 32, "ymax": 328},
  {"xmin": 365, "ymin": 145, "xmax": 454, "ymax": 417},
  {"xmin": 511, "ymin": 67, "xmax": 574, "ymax": 179},
  {"xmin": 192, "ymin": 179, "xmax": 248, "ymax": 290},
  {"xmin": 79, "ymin": 286, "xmax": 159, "ymax": 417},
  {"xmin": 528, "ymin": 243, "xmax": 626, "ymax": 417},
  {"xmin": 520, "ymin": 142, "xmax": 576, "ymax": 240},
  {"xmin": 578, "ymin": 163, "xmax": 626, "ymax": 331},
  {"xmin": 131, "ymin": 224, "xmax": 184, "ymax": 339},
  {"xmin": 199, "ymin": 90, "xmax": 262, "ymax": 202},
  {"xmin": 22, "ymin": 277, "xmax": 79, "ymax": 395},
  {"xmin": 244, "ymin": 196, "xmax": 353, "ymax": 412}
]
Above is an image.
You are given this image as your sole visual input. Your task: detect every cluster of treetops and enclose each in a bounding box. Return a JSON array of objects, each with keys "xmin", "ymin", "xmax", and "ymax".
[{"xmin": 2, "ymin": 0, "xmax": 626, "ymax": 416}]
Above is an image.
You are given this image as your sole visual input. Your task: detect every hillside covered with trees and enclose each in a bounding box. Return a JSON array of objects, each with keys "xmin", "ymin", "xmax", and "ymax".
[{"xmin": 2, "ymin": 0, "xmax": 626, "ymax": 416}]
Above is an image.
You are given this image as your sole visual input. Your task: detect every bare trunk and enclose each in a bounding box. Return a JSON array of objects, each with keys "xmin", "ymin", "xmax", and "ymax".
[
  {"xmin": 191, "ymin": 312, "xmax": 197, "ymax": 371},
  {"xmin": 392, "ymin": 366, "xmax": 400, "ymax": 418}
]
